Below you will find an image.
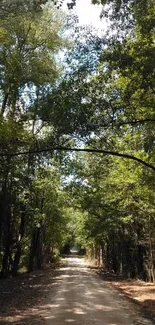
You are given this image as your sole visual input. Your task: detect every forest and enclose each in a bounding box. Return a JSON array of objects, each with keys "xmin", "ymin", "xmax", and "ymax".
[{"xmin": 0, "ymin": 0, "xmax": 155, "ymax": 282}]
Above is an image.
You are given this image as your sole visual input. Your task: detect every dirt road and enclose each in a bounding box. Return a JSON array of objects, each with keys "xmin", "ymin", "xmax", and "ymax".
[
  {"xmin": 44, "ymin": 257, "xmax": 153, "ymax": 325},
  {"xmin": 0, "ymin": 257, "xmax": 154, "ymax": 325}
]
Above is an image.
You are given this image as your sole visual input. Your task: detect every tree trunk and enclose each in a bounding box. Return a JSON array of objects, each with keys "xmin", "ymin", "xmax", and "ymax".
[
  {"xmin": 1, "ymin": 92, "xmax": 9, "ymax": 116},
  {"xmin": 11, "ymin": 206, "xmax": 26, "ymax": 276},
  {"xmin": 28, "ymin": 228, "xmax": 37, "ymax": 272},
  {"xmin": 0, "ymin": 208, "xmax": 12, "ymax": 278}
]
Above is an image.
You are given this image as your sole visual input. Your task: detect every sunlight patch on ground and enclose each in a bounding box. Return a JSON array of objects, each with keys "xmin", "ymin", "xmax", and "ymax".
[
  {"xmin": 73, "ymin": 307, "xmax": 87, "ymax": 315},
  {"xmin": 95, "ymin": 304, "xmax": 117, "ymax": 311},
  {"xmin": 50, "ymin": 304, "xmax": 60, "ymax": 308},
  {"xmin": 65, "ymin": 319, "xmax": 76, "ymax": 322},
  {"xmin": 85, "ymin": 290, "xmax": 93, "ymax": 296},
  {"xmin": 44, "ymin": 315, "xmax": 56, "ymax": 319}
]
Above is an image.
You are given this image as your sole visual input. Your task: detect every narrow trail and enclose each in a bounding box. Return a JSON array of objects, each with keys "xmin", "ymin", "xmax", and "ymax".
[{"xmin": 0, "ymin": 257, "xmax": 154, "ymax": 325}]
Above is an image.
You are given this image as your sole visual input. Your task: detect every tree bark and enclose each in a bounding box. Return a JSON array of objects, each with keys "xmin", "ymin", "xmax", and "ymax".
[{"xmin": 11, "ymin": 206, "xmax": 26, "ymax": 276}]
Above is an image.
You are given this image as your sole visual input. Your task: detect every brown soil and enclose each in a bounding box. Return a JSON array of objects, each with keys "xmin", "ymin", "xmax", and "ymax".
[
  {"xmin": 0, "ymin": 263, "xmax": 60, "ymax": 324},
  {"xmin": 0, "ymin": 258, "xmax": 155, "ymax": 325},
  {"xmin": 99, "ymin": 270, "xmax": 155, "ymax": 320}
]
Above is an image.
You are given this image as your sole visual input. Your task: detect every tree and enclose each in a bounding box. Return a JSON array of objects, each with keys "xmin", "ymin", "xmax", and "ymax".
[
  {"xmin": 0, "ymin": 4, "xmax": 65, "ymax": 117},
  {"xmin": 0, "ymin": 0, "xmax": 49, "ymax": 17},
  {"xmin": 0, "ymin": 1, "xmax": 68, "ymax": 277},
  {"xmin": 0, "ymin": 0, "xmax": 154, "ymax": 282},
  {"xmin": 63, "ymin": 146, "xmax": 155, "ymax": 280}
]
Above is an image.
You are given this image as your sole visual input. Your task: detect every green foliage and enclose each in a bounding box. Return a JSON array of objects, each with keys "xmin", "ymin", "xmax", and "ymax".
[
  {"xmin": 0, "ymin": 0, "xmax": 49, "ymax": 17},
  {"xmin": 0, "ymin": 0, "xmax": 155, "ymax": 282},
  {"xmin": 64, "ymin": 147, "xmax": 155, "ymax": 278},
  {"xmin": 0, "ymin": 5, "xmax": 65, "ymax": 116},
  {"xmin": 0, "ymin": 1, "xmax": 69, "ymax": 277}
]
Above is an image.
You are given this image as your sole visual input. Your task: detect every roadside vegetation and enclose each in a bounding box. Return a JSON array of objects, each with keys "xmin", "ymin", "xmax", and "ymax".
[{"xmin": 0, "ymin": 0, "xmax": 154, "ymax": 288}]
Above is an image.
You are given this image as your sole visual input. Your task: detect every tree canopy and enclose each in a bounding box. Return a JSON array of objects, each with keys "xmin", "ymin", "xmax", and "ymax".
[{"xmin": 0, "ymin": 0, "xmax": 155, "ymax": 281}]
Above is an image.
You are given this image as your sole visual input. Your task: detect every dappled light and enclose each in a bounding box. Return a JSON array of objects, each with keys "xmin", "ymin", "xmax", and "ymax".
[
  {"xmin": 0, "ymin": 258, "xmax": 153, "ymax": 325},
  {"xmin": 0, "ymin": 0, "xmax": 155, "ymax": 324}
]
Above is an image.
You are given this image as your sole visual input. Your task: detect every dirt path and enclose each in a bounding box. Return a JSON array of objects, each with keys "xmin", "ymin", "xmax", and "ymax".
[{"xmin": 0, "ymin": 257, "xmax": 154, "ymax": 325}]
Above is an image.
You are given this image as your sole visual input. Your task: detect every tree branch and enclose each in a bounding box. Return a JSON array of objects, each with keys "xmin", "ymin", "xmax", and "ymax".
[
  {"xmin": 118, "ymin": 119, "xmax": 155, "ymax": 126},
  {"xmin": 0, "ymin": 146, "xmax": 155, "ymax": 172}
]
